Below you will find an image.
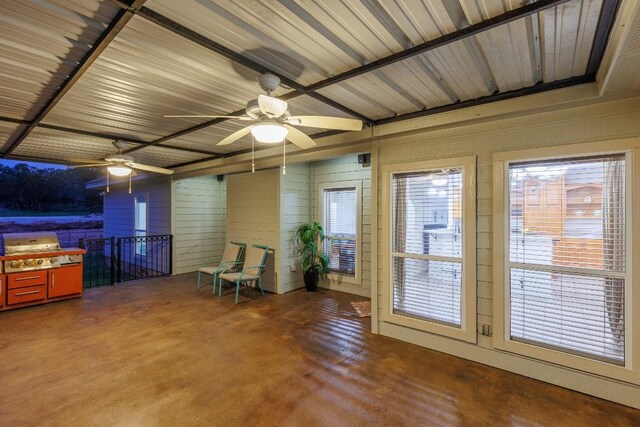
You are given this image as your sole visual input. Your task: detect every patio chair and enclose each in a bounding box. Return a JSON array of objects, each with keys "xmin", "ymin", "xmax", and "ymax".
[
  {"xmin": 218, "ymin": 244, "xmax": 270, "ymax": 304},
  {"xmin": 197, "ymin": 241, "xmax": 246, "ymax": 294}
]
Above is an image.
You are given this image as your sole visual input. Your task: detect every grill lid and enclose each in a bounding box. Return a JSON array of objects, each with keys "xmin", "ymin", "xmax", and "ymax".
[{"xmin": 2, "ymin": 232, "xmax": 61, "ymax": 255}]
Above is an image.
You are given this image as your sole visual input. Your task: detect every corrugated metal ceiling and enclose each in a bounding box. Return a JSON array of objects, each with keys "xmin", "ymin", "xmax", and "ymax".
[
  {"xmin": 0, "ymin": 0, "xmax": 119, "ymax": 121},
  {"xmin": 43, "ymin": 15, "xmax": 262, "ymax": 141},
  {"xmin": 0, "ymin": 0, "xmax": 624, "ymax": 171}
]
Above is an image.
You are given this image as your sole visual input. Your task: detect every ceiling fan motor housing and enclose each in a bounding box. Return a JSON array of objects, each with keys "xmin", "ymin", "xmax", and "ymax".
[
  {"xmin": 245, "ymin": 98, "xmax": 290, "ymax": 120},
  {"xmin": 258, "ymin": 72, "xmax": 281, "ymax": 93}
]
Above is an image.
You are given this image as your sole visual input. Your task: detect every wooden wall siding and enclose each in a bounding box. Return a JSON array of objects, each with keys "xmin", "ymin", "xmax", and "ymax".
[
  {"xmin": 374, "ymin": 96, "xmax": 640, "ymax": 406},
  {"xmin": 172, "ymin": 176, "xmax": 226, "ymax": 275},
  {"xmin": 279, "ymin": 163, "xmax": 311, "ymax": 293},
  {"xmin": 226, "ymin": 168, "xmax": 280, "ymax": 293},
  {"xmin": 103, "ymin": 177, "xmax": 171, "ymax": 239},
  {"xmin": 312, "ymin": 155, "xmax": 372, "ymax": 297}
]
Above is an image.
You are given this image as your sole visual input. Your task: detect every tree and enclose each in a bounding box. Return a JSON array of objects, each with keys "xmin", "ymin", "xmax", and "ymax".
[{"xmin": 0, "ymin": 164, "xmax": 102, "ymax": 213}]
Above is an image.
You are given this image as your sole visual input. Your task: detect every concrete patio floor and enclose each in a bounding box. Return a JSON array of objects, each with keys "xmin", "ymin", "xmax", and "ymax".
[{"xmin": 0, "ymin": 273, "xmax": 638, "ymax": 426}]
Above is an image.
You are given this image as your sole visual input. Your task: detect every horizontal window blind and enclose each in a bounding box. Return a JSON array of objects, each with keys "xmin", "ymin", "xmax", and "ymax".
[
  {"xmin": 392, "ymin": 169, "xmax": 463, "ymax": 327},
  {"xmin": 508, "ymin": 154, "xmax": 626, "ymax": 364},
  {"xmin": 323, "ymin": 187, "xmax": 356, "ymax": 276}
]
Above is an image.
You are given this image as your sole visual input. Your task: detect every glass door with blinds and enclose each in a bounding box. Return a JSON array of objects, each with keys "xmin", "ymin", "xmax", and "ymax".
[
  {"xmin": 385, "ymin": 157, "xmax": 476, "ymax": 342},
  {"xmin": 506, "ymin": 154, "xmax": 627, "ymax": 365},
  {"xmin": 321, "ymin": 183, "xmax": 361, "ymax": 281}
]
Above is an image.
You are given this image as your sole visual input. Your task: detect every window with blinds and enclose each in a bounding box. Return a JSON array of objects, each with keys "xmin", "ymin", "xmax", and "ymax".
[
  {"xmin": 507, "ymin": 154, "xmax": 626, "ymax": 364},
  {"xmin": 392, "ymin": 169, "xmax": 463, "ymax": 327},
  {"xmin": 322, "ymin": 187, "xmax": 357, "ymax": 276}
]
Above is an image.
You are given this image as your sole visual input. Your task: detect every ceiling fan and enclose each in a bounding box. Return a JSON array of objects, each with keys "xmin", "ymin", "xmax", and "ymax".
[
  {"xmin": 165, "ymin": 73, "xmax": 363, "ymax": 149},
  {"xmin": 76, "ymin": 140, "xmax": 174, "ymax": 177}
]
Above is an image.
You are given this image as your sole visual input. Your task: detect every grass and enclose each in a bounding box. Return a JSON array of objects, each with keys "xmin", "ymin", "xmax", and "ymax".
[
  {"xmin": 0, "ymin": 221, "xmax": 102, "ymax": 233},
  {"xmin": 0, "ymin": 210, "xmax": 95, "ymax": 217}
]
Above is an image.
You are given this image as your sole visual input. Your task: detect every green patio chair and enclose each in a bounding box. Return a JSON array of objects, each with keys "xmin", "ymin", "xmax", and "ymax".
[
  {"xmin": 197, "ymin": 241, "xmax": 246, "ymax": 294},
  {"xmin": 218, "ymin": 244, "xmax": 269, "ymax": 304}
]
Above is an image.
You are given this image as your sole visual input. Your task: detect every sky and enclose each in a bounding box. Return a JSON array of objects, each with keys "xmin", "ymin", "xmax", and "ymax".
[{"xmin": 0, "ymin": 159, "xmax": 67, "ymax": 170}]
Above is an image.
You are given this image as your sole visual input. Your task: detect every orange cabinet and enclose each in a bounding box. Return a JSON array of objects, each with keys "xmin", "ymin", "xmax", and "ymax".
[
  {"xmin": 7, "ymin": 270, "xmax": 48, "ymax": 290},
  {"xmin": 0, "ymin": 274, "xmax": 5, "ymax": 307},
  {"xmin": 48, "ymin": 264, "xmax": 83, "ymax": 298}
]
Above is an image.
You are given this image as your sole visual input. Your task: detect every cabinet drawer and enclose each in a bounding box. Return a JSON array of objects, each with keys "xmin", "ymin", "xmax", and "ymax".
[
  {"xmin": 8, "ymin": 285, "xmax": 46, "ymax": 305},
  {"xmin": 8, "ymin": 271, "xmax": 48, "ymax": 289}
]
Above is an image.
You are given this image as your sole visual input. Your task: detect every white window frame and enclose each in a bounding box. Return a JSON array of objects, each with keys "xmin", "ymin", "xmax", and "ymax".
[
  {"xmin": 493, "ymin": 141, "xmax": 640, "ymax": 384},
  {"xmin": 318, "ymin": 181, "xmax": 362, "ymax": 285},
  {"xmin": 381, "ymin": 156, "xmax": 476, "ymax": 343},
  {"xmin": 134, "ymin": 194, "xmax": 148, "ymax": 257}
]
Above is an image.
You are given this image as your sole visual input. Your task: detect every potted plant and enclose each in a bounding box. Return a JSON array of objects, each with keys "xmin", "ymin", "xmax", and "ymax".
[{"xmin": 295, "ymin": 221, "xmax": 330, "ymax": 292}]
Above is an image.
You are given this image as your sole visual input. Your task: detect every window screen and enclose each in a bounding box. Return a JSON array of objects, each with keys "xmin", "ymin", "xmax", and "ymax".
[
  {"xmin": 323, "ymin": 187, "xmax": 357, "ymax": 275},
  {"xmin": 508, "ymin": 155, "xmax": 626, "ymax": 364},
  {"xmin": 392, "ymin": 169, "xmax": 463, "ymax": 326}
]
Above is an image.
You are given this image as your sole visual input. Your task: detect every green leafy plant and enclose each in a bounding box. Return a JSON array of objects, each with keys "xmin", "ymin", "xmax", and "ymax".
[{"xmin": 295, "ymin": 221, "xmax": 330, "ymax": 278}]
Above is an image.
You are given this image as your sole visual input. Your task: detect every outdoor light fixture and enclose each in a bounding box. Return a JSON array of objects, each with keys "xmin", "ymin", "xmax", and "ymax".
[
  {"xmin": 107, "ymin": 165, "xmax": 132, "ymax": 176},
  {"xmin": 251, "ymin": 123, "xmax": 288, "ymax": 143}
]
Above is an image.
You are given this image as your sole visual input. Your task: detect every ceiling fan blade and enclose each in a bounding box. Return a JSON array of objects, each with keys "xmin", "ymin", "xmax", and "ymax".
[
  {"xmin": 128, "ymin": 162, "xmax": 174, "ymax": 175},
  {"xmin": 217, "ymin": 126, "xmax": 252, "ymax": 146},
  {"xmin": 284, "ymin": 125, "xmax": 316, "ymax": 149},
  {"xmin": 286, "ymin": 115, "xmax": 363, "ymax": 131},
  {"xmin": 258, "ymin": 94, "xmax": 288, "ymax": 118},
  {"xmin": 164, "ymin": 115, "xmax": 254, "ymax": 121},
  {"xmin": 73, "ymin": 163, "xmax": 111, "ymax": 168}
]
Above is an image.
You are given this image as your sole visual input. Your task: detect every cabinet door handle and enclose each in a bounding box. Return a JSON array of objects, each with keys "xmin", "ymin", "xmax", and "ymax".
[
  {"xmin": 51, "ymin": 273, "xmax": 55, "ymax": 288},
  {"xmin": 16, "ymin": 276, "xmax": 40, "ymax": 281},
  {"xmin": 15, "ymin": 290, "xmax": 40, "ymax": 296}
]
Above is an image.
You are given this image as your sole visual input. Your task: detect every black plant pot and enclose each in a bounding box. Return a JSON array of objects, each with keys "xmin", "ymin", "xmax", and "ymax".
[{"xmin": 303, "ymin": 268, "xmax": 319, "ymax": 292}]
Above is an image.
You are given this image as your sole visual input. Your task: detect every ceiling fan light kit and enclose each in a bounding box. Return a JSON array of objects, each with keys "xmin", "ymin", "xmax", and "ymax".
[
  {"xmin": 251, "ymin": 123, "xmax": 288, "ymax": 143},
  {"xmin": 107, "ymin": 164, "xmax": 132, "ymax": 176}
]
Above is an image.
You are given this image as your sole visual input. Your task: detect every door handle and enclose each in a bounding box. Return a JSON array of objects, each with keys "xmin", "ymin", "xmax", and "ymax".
[{"xmin": 51, "ymin": 273, "xmax": 55, "ymax": 289}]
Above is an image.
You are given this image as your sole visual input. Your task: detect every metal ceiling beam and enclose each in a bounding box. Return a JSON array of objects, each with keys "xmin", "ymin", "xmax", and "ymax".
[
  {"xmin": 374, "ymin": 75, "xmax": 594, "ymax": 126},
  {"xmin": 586, "ymin": 0, "xmax": 621, "ymax": 75},
  {"xmin": 305, "ymin": 0, "xmax": 571, "ymax": 92},
  {"xmin": 0, "ymin": 116, "xmax": 217, "ymax": 156},
  {"xmin": 1, "ymin": 0, "xmax": 148, "ymax": 158}
]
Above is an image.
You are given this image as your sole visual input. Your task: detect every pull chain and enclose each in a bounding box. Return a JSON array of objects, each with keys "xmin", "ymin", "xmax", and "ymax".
[
  {"xmin": 282, "ymin": 138, "xmax": 286, "ymax": 175},
  {"xmin": 106, "ymin": 171, "xmax": 110, "ymax": 193},
  {"xmin": 251, "ymin": 135, "xmax": 255, "ymax": 173},
  {"xmin": 128, "ymin": 172, "xmax": 132, "ymax": 194}
]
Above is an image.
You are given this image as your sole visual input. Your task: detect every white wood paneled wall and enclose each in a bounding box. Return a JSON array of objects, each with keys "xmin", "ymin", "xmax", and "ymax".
[
  {"xmin": 312, "ymin": 155, "xmax": 372, "ymax": 297},
  {"xmin": 172, "ymin": 176, "xmax": 226, "ymax": 275},
  {"xmin": 226, "ymin": 168, "xmax": 279, "ymax": 293},
  {"xmin": 104, "ymin": 177, "xmax": 171, "ymax": 239},
  {"xmin": 279, "ymin": 164, "xmax": 311, "ymax": 293}
]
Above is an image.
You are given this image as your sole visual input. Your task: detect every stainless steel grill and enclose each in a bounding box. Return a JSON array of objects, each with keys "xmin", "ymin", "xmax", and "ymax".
[{"xmin": 2, "ymin": 232, "xmax": 62, "ymax": 273}]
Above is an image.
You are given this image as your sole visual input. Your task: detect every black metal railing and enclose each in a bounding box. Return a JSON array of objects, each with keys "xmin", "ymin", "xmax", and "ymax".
[
  {"xmin": 79, "ymin": 237, "xmax": 115, "ymax": 288},
  {"xmin": 79, "ymin": 235, "xmax": 172, "ymax": 287},
  {"xmin": 116, "ymin": 234, "xmax": 173, "ymax": 283}
]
